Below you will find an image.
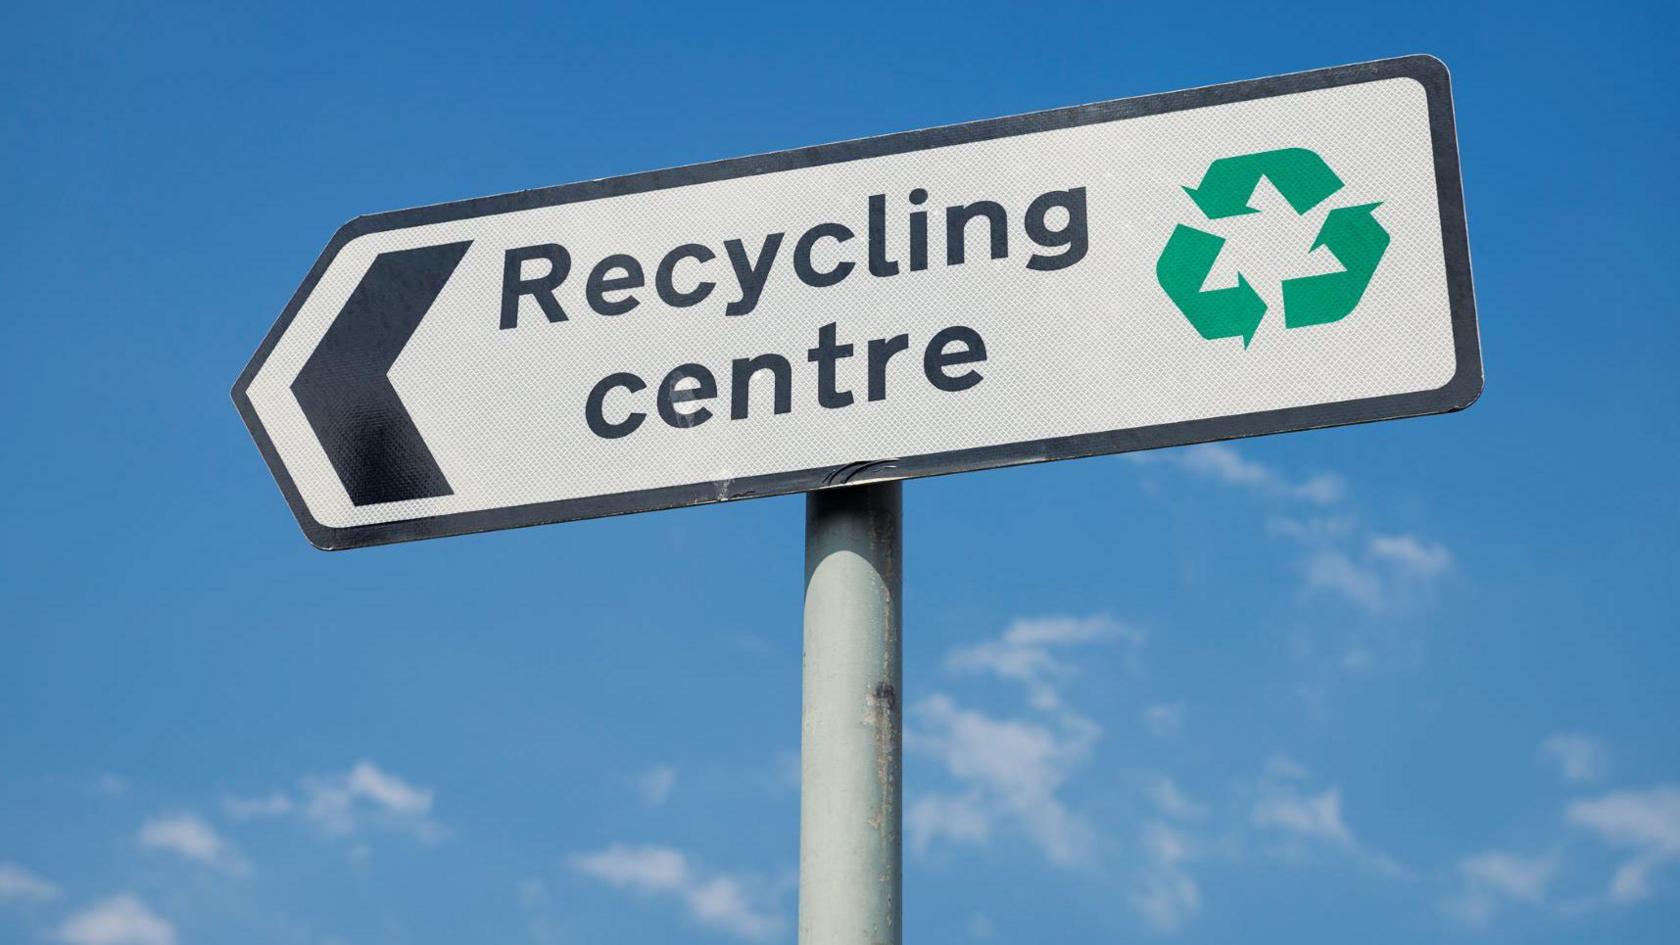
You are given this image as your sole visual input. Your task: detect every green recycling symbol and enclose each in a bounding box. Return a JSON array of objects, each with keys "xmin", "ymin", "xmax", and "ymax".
[{"xmin": 1155, "ymin": 147, "xmax": 1389, "ymax": 347}]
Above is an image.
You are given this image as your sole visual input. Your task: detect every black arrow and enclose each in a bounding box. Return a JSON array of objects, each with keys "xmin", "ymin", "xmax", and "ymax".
[{"xmin": 292, "ymin": 241, "xmax": 472, "ymax": 506}]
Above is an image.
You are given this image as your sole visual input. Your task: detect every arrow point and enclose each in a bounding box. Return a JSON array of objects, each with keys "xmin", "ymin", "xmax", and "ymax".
[
  {"xmin": 292, "ymin": 241, "xmax": 472, "ymax": 507},
  {"xmin": 1315, "ymin": 202, "xmax": 1385, "ymax": 249},
  {"xmin": 1184, "ymin": 185, "xmax": 1255, "ymax": 219},
  {"xmin": 1237, "ymin": 274, "xmax": 1264, "ymax": 348}
]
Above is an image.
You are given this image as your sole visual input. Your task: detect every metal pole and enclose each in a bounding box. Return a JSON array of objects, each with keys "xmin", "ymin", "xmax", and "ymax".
[{"xmin": 800, "ymin": 481, "xmax": 902, "ymax": 945}]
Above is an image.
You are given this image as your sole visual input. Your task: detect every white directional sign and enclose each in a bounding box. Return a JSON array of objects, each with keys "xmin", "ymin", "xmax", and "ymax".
[{"xmin": 234, "ymin": 56, "xmax": 1480, "ymax": 549}]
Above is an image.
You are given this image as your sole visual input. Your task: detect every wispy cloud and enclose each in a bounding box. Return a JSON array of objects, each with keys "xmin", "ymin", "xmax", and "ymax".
[
  {"xmin": 137, "ymin": 812, "xmax": 249, "ymax": 875},
  {"xmin": 945, "ymin": 615, "xmax": 1144, "ymax": 711},
  {"xmin": 0, "ymin": 862, "xmax": 61, "ymax": 901},
  {"xmin": 54, "ymin": 895, "xmax": 174, "ymax": 945},
  {"xmin": 905, "ymin": 793, "xmax": 991, "ymax": 852},
  {"xmin": 1133, "ymin": 442, "xmax": 1450, "ymax": 616},
  {"xmin": 1130, "ymin": 820, "xmax": 1202, "ymax": 932},
  {"xmin": 1287, "ymin": 529, "xmax": 1453, "ymax": 613},
  {"xmin": 1131, "ymin": 443, "xmax": 1345, "ymax": 505},
  {"xmin": 300, "ymin": 760, "xmax": 441, "ymax": 841},
  {"xmin": 1248, "ymin": 758, "xmax": 1403, "ymax": 876},
  {"xmin": 573, "ymin": 844, "xmax": 688, "ymax": 892},
  {"xmin": 570, "ymin": 844, "xmax": 783, "ymax": 941},
  {"xmin": 1141, "ymin": 702, "xmax": 1185, "ymax": 739},
  {"xmin": 1144, "ymin": 775, "xmax": 1207, "ymax": 821},
  {"xmin": 223, "ymin": 760, "xmax": 442, "ymax": 844},
  {"xmin": 637, "ymin": 766, "xmax": 677, "ymax": 807},
  {"xmin": 1300, "ymin": 548, "xmax": 1385, "ymax": 611},
  {"xmin": 1368, "ymin": 534, "xmax": 1453, "ymax": 578},
  {"xmin": 1567, "ymin": 785, "xmax": 1680, "ymax": 902},
  {"xmin": 1127, "ymin": 774, "xmax": 1209, "ymax": 929},
  {"xmin": 909, "ymin": 694, "xmax": 1098, "ymax": 867},
  {"xmin": 1540, "ymin": 733, "xmax": 1609, "ymax": 785},
  {"xmin": 1252, "ymin": 785, "xmax": 1355, "ymax": 847},
  {"xmin": 911, "ymin": 616, "xmax": 1128, "ymax": 868},
  {"xmin": 1438, "ymin": 777, "xmax": 1680, "ymax": 924},
  {"xmin": 1443, "ymin": 850, "xmax": 1558, "ymax": 926}
]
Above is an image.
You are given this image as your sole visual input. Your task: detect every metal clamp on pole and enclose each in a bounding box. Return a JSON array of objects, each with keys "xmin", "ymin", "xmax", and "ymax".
[{"xmin": 800, "ymin": 482, "xmax": 903, "ymax": 945}]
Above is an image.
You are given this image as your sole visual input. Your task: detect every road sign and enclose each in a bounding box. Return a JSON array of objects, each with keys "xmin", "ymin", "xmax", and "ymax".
[{"xmin": 234, "ymin": 55, "xmax": 1480, "ymax": 550}]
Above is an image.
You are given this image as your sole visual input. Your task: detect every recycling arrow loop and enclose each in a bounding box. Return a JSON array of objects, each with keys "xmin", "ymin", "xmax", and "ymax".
[
  {"xmin": 291, "ymin": 241, "xmax": 472, "ymax": 506},
  {"xmin": 1158, "ymin": 148, "xmax": 1389, "ymax": 346},
  {"xmin": 1182, "ymin": 148, "xmax": 1344, "ymax": 219},
  {"xmin": 1155, "ymin": 224, "xmax": 1268, "ymax": 346},
  {"xmin": 1282, "ymin": 202, "xmax": 1389, "ymax": 328}
]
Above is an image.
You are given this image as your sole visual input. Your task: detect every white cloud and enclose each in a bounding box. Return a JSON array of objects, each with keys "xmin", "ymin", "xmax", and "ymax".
[
  {"xmin": 1264, "ymin": 755, "xmax": 1311, "ymax": 781},
  {"xmin": 907, "ymin": 792, "xmax": 991, "ymax": 854},
  {"xmin": 1461, "ymin": 850, "xmax": 1557, "ymax": 901},
  {"xmin": 1267, "ymin": 515, "xmax": 1357, "ymax": 543},
  {"xmin": 1252, "ymin": 786, "xmax": 1355, "ymax": 847},
  {"xmin": 1247, "ymin": 761, "xmax": 1404, "ymax": 877},
  {"xmin": 571, "ymin": 844, "xmax": 782, "ymax": 941},
  {"xmin": 0, "ymin": 862, "xmax": 61, "ymax": 901},
  {"xmin": 1129, "ymin": 821, "xmax": 1202, "ymax": 932},
  {"xmin": 1291, "ymin": 533, "xmax": 1453, "ymax": 613},
  {"xmin": 137, "ymin": 812, "xmax": 249, "ymax": 875},
  {"xmin": 1142, "ymin": 702, "xmax": 1185, "ymax": 738},
  {"xmin": 55, "ymin": 895, "xmax": 175, "ymax": 945},
  {"xmin": 1144, "ymin": 775, "xmax": 1207, "ymax": 821},
  {"xmin": 1540, "ymin": 733, "xmax": 1609, "ymax": 784},
  {"xmin": 1567, "ymin": 785, "xmax": 1680, "ymax": 902},
  {"xmin": 1443, "ymin": 850, "xmax": 1558, "ymax": 926},
  {"xmin": 1368, "ymin": 534, "xmax": 1452, "ymax": 578},
  {"xmin": 1132, "ymin": 443, "xmax": 1346, "ymax": 505},
  {"xmin": 945, "ymin": 615, "xmax": 1143, "ymax": 710},
  {"xmin": 685, "ymin": 876, "xmax": 781, "ymax": 942},
  {"xmin": 909, "ymin": 693, "xmax": 1098, "ymax": 867},
  {"xmin": 1302, "ymin": 549, "xmax": 1386, "ymax": 611},
  {"xmin": 573, "ymin": 844, "xmax": 688, "ymax": 893},
  {"xmin": 1140, "ymin": 445, "xmax": 1452, "ymax": 618},
  {"xmin": 637, "ymin": 766, "xmax": 677, "ymax": 806},
  {"xmin": 1128, "ymin": 780, "xmax": 1207, "ymax": 931},
  {"xmin": 224, "ymin": 760, "xmax": 441, "ymax": 845},
  {"xmin": 913, "ymin": 616, "xmax": 1130, "ymax": 868},
  {"xmin": 342, "ymin": 761, "xmax": 433, "ymax": 815},
  {"xmin": 298, "ymin": 760, "xmax": 441, "ymax": 840}
]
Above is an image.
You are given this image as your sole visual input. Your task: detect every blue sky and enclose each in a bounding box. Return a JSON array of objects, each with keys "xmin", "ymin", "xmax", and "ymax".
[{"xmin": 2, "ymin": 2, "xmax": 1677, "ymax": 944}]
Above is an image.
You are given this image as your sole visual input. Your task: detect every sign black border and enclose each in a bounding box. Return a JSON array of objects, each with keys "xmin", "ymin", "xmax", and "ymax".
[{"xmin": 233, "ymin": 54, "xmax": 1481, "ymax": 551}]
